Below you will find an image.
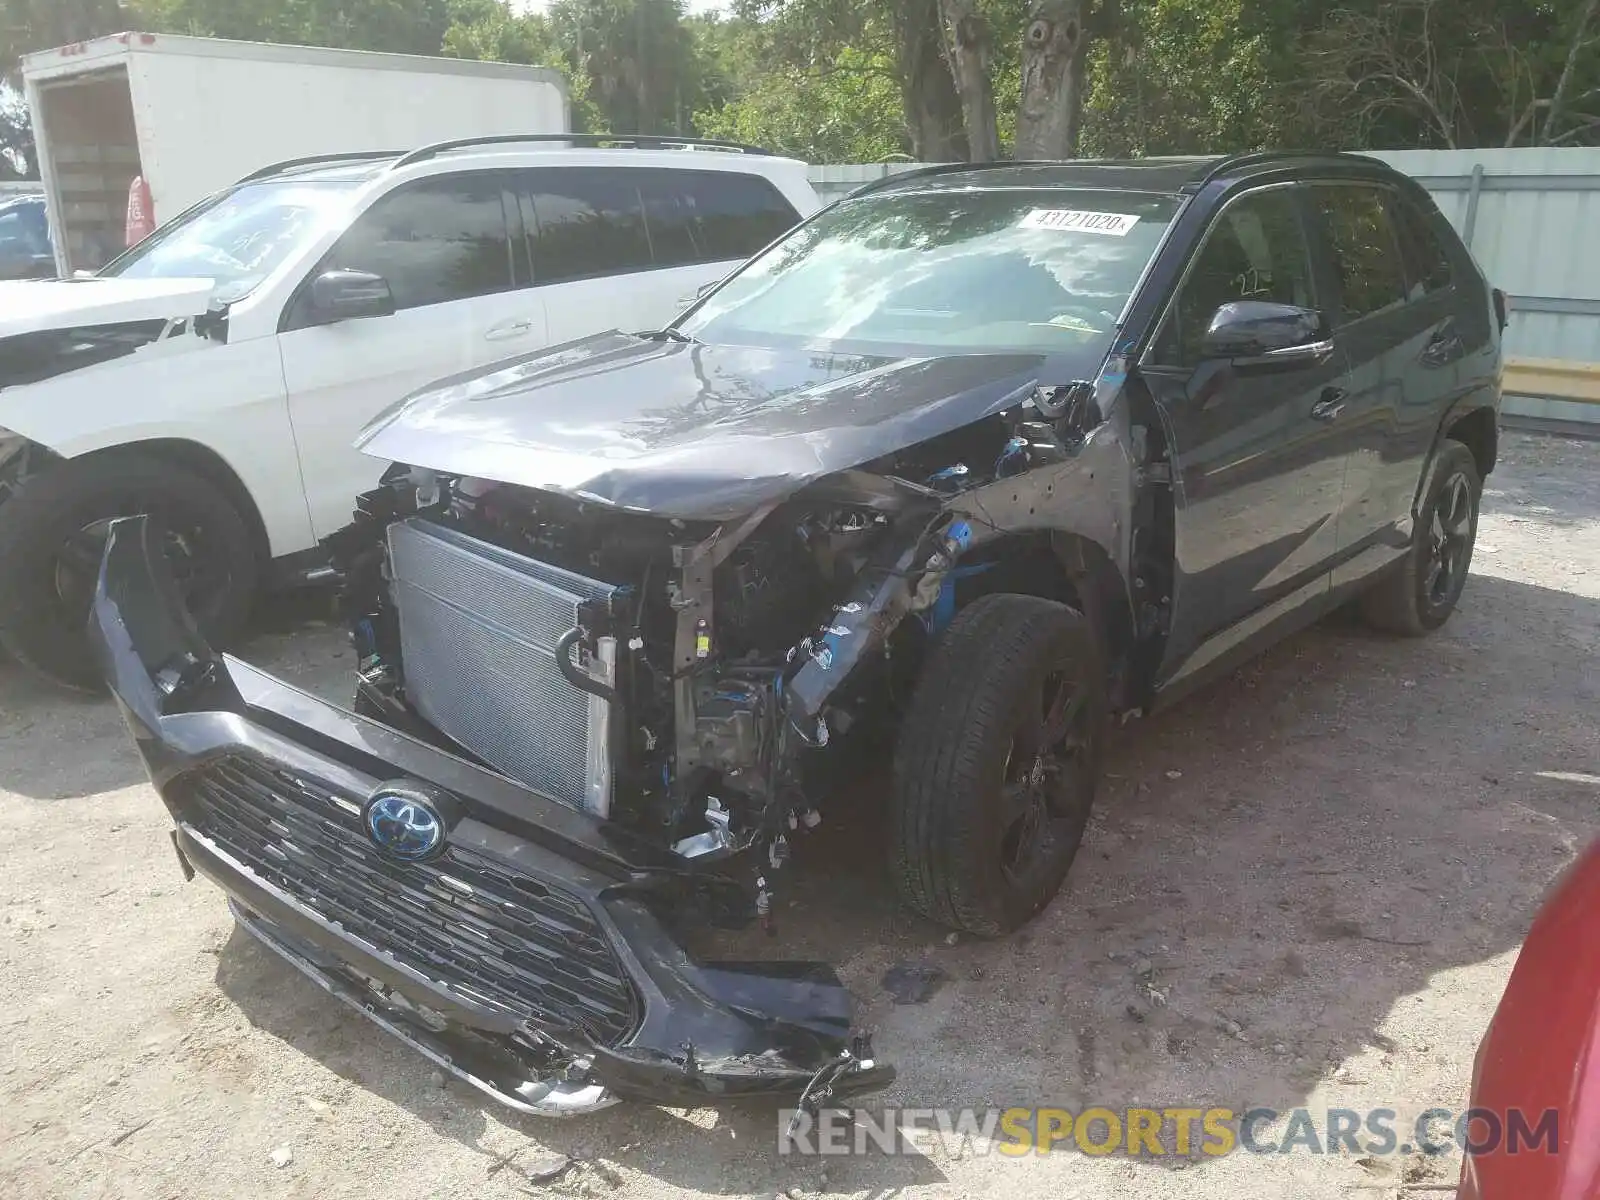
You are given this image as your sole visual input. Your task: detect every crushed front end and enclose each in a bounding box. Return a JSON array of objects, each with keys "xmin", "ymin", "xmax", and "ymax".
[{"xmin": 91, "ymin": 516, "xmax": 894, "ymax": 1115}]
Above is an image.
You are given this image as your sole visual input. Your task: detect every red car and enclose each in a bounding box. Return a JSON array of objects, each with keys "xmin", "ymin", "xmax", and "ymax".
[{"xmin": 1459, "ymin": 838, "xmax": 1600, "ymax": 1198}]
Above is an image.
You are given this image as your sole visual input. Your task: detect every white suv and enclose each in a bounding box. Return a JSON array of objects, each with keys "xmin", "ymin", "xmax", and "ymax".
[{"xmin": 0, "ymin": 136, "xmax": 819, "ymax": 687}]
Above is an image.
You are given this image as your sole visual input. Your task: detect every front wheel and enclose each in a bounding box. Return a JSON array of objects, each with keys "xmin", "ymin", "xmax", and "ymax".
[
  {"xmin": 890, "ymin": 593, "xmax": 1106, "ymax": 937},
  {"xmin": 0, "ymin": 454, "xmax": 258, "ymax": 690},
  {"xmin": 1359, "ymin": 439, "xmax": 1481, "ymax": 636}
]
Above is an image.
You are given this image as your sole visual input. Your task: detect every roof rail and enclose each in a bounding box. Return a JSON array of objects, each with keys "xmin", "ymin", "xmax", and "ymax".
[
  {"xmin": 236, "ymin": 150, "xmax": 405, "ymax": 185},
  {"xmin": 1187, "ymin": 150, "xmax": 1361, "ymax": 190},
  {"xmin": 392, "ymin": 133, "xmax": 774, "ymax": 169},
  {"xmin": 843, "ymin": 159, "xmax": 1059, "ymax": 199}
]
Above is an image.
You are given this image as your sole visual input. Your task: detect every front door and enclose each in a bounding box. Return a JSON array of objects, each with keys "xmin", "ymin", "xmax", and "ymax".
[
  {"xmin": 276, "ymin": 171, "xmax": 547, "ymax": 539},
  {"xmin": 1141, "ymin": 184, "xmax": 1352, "ymax": 681}
]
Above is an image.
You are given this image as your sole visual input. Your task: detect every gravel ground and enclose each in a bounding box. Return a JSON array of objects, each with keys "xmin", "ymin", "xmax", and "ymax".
[{"xmin": 2, "ymin": 431, "xmax": 1597, "ymax": 1200}]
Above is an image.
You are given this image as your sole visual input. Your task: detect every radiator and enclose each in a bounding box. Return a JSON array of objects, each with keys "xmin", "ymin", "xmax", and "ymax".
[{"xmin": 386, "ymin": 518, "xmax": 619, "ymax": 814}]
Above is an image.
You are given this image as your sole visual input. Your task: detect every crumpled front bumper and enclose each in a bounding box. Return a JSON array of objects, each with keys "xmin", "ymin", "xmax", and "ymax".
[{"xmin": 90, "ymin": 516, "xmax": 893, "ymax": 1116}]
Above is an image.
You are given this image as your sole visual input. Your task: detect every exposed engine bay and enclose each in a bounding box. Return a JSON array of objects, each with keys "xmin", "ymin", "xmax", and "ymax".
[{"xmin": 323, "ymin": 379, "xmax": 1165, "ymax": 919}]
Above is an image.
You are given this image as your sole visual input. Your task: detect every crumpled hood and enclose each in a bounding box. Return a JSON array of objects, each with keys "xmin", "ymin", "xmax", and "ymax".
[
  {"xmin": 0, "ymin": 276, "xmax": 216, "ymax": 338},
  {"xmin": 356, "ymin": 332, "xmax": 1054, "ymax": 519}
]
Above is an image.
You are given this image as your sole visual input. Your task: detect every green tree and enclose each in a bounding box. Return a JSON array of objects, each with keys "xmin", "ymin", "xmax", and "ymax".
[
  {"xmin": 694, "ymin": 3, "xmax": 905, "ymax": 158},
  {"xmin": 440, "ymin": 0, "xmax": 601, "ymax": 130},
  {"xmin": 1082, "ymin": 0, "xmax": 1285, "ymax": 156},
  {"xmin": 2, "ymin": 0, "xmax": 128, "ymax": 74},
  {"xmin": 131, "ymin": 0, "xmax": 453, "ymax": 55},
  {"xmin": 695, "ymin": 42, "xmax": 905, "ymax": 160},
  {"xmin": 1295, "ymin": 0, "xmax": 1596, "ymax": 148},
  {"xmin": 548, "ymin": 0, "xmax": 705, "ymax": 135}
]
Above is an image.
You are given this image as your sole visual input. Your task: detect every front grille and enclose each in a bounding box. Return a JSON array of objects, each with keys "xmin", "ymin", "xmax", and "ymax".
[
  {"xmin": 172, "ymin": 755, "xmax": 636, "ymax": 1047},
  {"xmin": 386, "ymin": 518, "xmax": 619, "ymax": 811}
]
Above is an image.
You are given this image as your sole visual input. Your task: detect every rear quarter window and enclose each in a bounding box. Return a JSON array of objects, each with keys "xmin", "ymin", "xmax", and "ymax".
[{"xmin": 673, "ymin": 169, "xmax": 800, "ymax": 261}]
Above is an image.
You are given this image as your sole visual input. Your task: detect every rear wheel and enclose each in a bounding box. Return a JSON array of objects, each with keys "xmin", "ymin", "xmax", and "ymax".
[
  {"xmin": 0, "ymin": 454, "xmax": 258, "ymax": 690},
  {"xmin": 890, "ymin": 593, "xmax": 1106, "ymax": 936},
  {"xmin": 1359, "ymin": 439, "xmax": 1480, "ymax": 636}
]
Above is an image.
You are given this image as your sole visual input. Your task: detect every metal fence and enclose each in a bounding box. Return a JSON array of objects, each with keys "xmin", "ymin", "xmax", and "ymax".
[{"xmin": 808, "ymin": 150, "xmax": 1600, "ymax": 429}]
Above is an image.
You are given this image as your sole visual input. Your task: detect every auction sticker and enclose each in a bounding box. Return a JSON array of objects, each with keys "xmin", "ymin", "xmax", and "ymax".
[{"xmin": 1021, "ymin": 209, "xmax": 1140, "ymax": 236}]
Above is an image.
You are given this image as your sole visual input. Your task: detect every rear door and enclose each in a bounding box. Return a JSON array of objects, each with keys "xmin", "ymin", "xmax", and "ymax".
[
  {"xmin": 521, "ymin": 166, "xmax": 801, "ymax": 343},
  {"xmin": 1306, "ymin": 182, "xmax": 1462, "ymax": 588},
  {"xmin": 276, "ymin": 170, "xmax": 546, "ymax": 538},
  {"xmin": 1143, "ymin": 184, "xmax": 1351, "ymax": 678}
]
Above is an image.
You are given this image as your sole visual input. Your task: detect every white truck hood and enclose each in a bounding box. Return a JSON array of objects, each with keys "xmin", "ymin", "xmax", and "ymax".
[{"xmin": 0, "ymin": 277, "xmax": 218, "ymax": 338}]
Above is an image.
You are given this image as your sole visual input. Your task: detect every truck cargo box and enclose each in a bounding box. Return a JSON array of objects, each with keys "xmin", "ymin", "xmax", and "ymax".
[{"xmin": 22, "ymin": 33, "xmax": 570, "ymax": 275}]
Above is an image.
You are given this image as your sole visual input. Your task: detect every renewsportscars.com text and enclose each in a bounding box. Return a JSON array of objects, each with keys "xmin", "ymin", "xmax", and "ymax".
[{"xmin": 779, "ymin": 1106, "xmax": 1560, "ymax": 1158}]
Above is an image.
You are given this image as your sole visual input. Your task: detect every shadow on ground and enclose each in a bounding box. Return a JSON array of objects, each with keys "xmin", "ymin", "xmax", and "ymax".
[
  {"xmin": 0, "ymin": 588, "xmax": 347, "ymax": 800},
  {"xmin": 209, "ymin": 569, "xmax": 1599, "ymax": 1192}
]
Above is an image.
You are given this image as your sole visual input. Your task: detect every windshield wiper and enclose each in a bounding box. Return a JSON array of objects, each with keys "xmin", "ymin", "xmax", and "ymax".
[{"xmin": 642, "ymin": 327, "xmax": 696, "ymax": 343}]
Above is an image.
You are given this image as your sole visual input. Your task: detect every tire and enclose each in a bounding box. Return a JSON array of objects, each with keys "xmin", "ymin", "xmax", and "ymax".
[
  {"xmin": 0, "ymin": 453, "xmax": 258, "ymax": 690},
  {"xmin": 890, "ymin": 593, "xmax": 1106, "ymax": 937},
  {"xmin": 1359, "ymin": 439, "xmax": 1481, "ymax": 637}
]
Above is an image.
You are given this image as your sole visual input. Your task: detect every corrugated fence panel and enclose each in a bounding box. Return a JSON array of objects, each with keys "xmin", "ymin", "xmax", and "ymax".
[{"xmin": 809, "ymin": 150, "xmax": 1600, "ymax": 426}]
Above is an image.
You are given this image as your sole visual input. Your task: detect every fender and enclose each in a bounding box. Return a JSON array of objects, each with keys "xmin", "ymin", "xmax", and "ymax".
[
  {"xmin": 782, "ymin": 412, "xmax": 1138, "ymax": 731},
  {"xmin": 1411, "ymin": 395, "xmax": 1499, "ymax": 523},
  {"xmin": 0, "ymin": 322, "xmax": 314, "ymax": 558}
]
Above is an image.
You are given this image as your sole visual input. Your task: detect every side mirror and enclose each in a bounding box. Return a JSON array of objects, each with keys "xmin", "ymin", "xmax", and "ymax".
[
  {"xmin": 1200, "ymin": 301, "xmax": 1332, "ymax": 368},
  {"xmin": 309, "ymin": 268, "xmax": 395, "ymax": 324}
]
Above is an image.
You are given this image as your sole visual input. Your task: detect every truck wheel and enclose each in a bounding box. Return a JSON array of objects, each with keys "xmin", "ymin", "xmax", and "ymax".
[
  {"xmin": 890, "ymin": 593, "xmax": 1106, "ymax": 937},
  {"xmin": 0, "ymin": 454, "xmax": 258, "ymax": 690},
  {"xmin": 1359, "ymin": 439, "xmax": 1481, "ymax": 637}
]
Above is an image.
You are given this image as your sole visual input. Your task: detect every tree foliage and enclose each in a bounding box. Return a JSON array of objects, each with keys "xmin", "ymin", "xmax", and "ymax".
[{"xmin": 1, "ymin": 0, "xmax": 1596, "ymax": 176}]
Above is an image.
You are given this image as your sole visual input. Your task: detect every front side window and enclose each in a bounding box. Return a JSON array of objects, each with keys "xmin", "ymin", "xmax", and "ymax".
[
  {"xmin": 319, "ymin": 174, "xmax": 513, "ymax": 311},
  {"xmin": 1314, "ymin": 185, "xmax": 1408, "ymax": 323},
  {"xmin": 102, "ymin": 179, "xmax": 361, "ymax": 301},
  {"xmin": 678, "ymin": 188, "xmax": 1179, "ymax": 355},
  {"xmin": 1157, "ymin": 187, "xmax": 1316, "ymax": 366}
]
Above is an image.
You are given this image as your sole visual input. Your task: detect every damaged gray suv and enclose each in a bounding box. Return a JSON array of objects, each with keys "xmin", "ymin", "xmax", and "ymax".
[{"xmin": 93, "ymin": 152, "xmax": 1503, "ymax": 1116}]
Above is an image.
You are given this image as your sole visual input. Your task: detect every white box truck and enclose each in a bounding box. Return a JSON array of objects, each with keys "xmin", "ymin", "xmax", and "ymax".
[{"xmin": 21, "ymin": 32, "xmax": 570, "ymax": 274}]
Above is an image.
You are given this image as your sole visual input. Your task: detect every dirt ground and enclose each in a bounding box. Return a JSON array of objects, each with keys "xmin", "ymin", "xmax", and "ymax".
[{"xmin": 3, "ymin": 430, "xmax": 1597, "ymax": 1200}]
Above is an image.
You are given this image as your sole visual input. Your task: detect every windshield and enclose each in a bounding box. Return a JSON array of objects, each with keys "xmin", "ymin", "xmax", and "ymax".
[
  {"xmin": 101, "ymin": 179, "xmax": 362, "ymax": 301},
  {"xmin": 679, "ymin": 188, "xmax": 1181, "ymax": 356}
]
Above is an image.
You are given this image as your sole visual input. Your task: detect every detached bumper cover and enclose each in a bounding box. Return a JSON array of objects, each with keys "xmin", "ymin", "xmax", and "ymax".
[{"xmin": 91, "ymin": 516, "xmax": 893, "ymax": 1115}]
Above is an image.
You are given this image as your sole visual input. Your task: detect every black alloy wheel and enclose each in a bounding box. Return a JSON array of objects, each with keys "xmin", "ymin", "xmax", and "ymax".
[{"xmin": 0, "ymin": 453, "xmax": 257, "ymax": 689}]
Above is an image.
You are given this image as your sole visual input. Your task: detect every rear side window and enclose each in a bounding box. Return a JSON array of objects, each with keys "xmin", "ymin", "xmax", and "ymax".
[
  {"xmin": 322, "ymin": 174, "xmax": 513, "ymax": 311},
  {"xmin": 523, "ymin": 167, "xmax": 801, "ymax": 285},
  {"xmin": 1390, "ymin": 193, "xmax": 1455, "ymax": 298},
  {"xmin": 1313, "ymin": 185, "xmax": 1408, "ymax": 323},
  {"xmin": 638, "ymin": 176, "xmax": 703, "ymax": 268},
  {"xmin": 524, "ymin": 168, "xmax": 654, "ymax": 284}
]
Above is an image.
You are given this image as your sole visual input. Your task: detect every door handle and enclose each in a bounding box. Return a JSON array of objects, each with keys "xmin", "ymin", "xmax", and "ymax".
[
  {"xmin": 1422, "ymin": 327, "xmax": 1464, "ymax": 366},
  {"xmin": 485, "ymin": 318, "xmax": 534, "ymax": 342},
  {"xmin": 1310, "ymin": 389, "xmax": 1346, "ymax": 422}
]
